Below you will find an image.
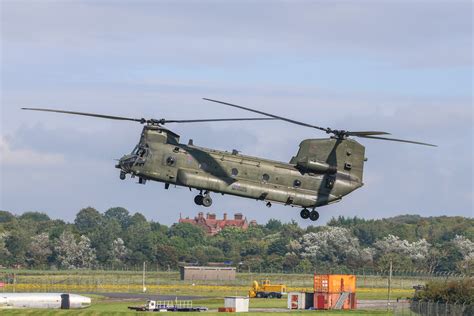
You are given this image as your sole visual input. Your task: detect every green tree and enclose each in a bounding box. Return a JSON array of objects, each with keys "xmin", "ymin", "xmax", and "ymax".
[
  {"xmin": 19, "ymin": 212, "xmax": 50, "ymax": 222},
  {"xmin": 155, "ymin": 244, "xmax": 179, "ymax": 269},
  {"xmin": 129, "ymin": 212, "xmax": 147, "ymax": 226},
  {"xmin": 125, "ymin": 219, "xmax": 153, "ymax": 265},
  {"xmin": 414, "ymin": 279, "xmax": 474, "ymax": 304},
  {"xmin": 26, "ymin": 232, "xmax": 52, "ymax": 268},
  {"xmin": 104, "ymin": 207, "xmax": 131, "ymax": 229},
  {"xmin": 89, "ymin": 219, "xmax": 121, "ymax": 265},
  {"xmin": 265, "ymin": 219, "xmax": 282, "ymax": 232},
  {"xmin": 267, "ymin": 238, "xmax": 288, "ymax": 256},
  {"xmin": 5, "ymin": 227, "xmax": 31, "ymax": 265},
  {"xmin": 0, "ymin": 211, "xmax": 15, "ymax": 223},
  {"xmin": 74, "ymin": 207, "xmax": 102, "ymax": 235},
  {"xmin": 168, "ymin": 223, "xmax": 205, "ymax": 247},
  {"xmin": 0, "ymin": 232, "xmax": 11, "ymax": 265}
]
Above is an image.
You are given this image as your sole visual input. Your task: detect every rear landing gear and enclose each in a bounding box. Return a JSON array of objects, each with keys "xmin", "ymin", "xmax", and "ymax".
[
  {"xmin": 300, "ymin": 208, "xmax": 319, "ymax": 221},
  {"xmin": 194, "ymin": 191, "xmax": 212, "ymax": 207}
]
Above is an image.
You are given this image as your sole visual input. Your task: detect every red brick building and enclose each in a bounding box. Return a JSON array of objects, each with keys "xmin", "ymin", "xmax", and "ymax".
[{"xmin": 179, "ymin": 212, "xmax": 256, "ymax": 236}]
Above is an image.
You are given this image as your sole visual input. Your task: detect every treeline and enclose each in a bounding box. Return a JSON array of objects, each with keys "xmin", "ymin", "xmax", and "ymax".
[
  {"xmin": 0, "ymin": 208, "xmax": 472, "ymax": 274},
  {"xmin": 413, "ymin": 279, "xmax": 473, "ymax": 304}
]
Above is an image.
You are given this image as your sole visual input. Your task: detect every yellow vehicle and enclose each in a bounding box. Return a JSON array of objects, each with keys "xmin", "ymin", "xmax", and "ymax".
[{"xmin": 248, "ymin": 280, "xmax": 287, "ymax": 298}]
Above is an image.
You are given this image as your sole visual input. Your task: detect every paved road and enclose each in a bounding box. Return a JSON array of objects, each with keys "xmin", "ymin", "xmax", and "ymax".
[{"xmin": 86, "ymin": 292, "xmax": 203, "ymax": 301}]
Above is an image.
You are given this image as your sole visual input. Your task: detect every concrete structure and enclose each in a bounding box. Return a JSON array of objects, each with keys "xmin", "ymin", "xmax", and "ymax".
[
  {"xmin": 0, "ymin": 293, "xmax": 91, "ymax": 309},
  {"xmin": 224, "ymin": 296, "xmax": 249, "ymax": 312},
  {"xmin": 179, "ymin": 212, "xmax": 256, "ymax": 236},
  {"xmin": 179, "ymin": 266, "xmax": 236, "ymax": 281}
]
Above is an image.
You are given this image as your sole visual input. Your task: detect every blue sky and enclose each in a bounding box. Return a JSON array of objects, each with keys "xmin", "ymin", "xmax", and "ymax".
[{"xmin": 1, "ymin": 0, "xmax": 472, "ymax": 225}]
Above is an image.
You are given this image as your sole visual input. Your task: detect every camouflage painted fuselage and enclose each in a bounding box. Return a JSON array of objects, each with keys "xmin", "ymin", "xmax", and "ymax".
[{"xmin": 117, "ymin": 125, "xmax": 365, "ymax": 208}]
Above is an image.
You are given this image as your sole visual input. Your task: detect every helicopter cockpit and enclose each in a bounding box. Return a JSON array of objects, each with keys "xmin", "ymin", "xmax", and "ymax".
[{"xmin": 131, "ymin": 144, "xmax": 149, "ymax": 160}]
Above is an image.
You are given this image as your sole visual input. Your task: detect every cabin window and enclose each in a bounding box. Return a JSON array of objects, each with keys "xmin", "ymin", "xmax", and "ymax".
[
  {"xmin": 231, "ymin": 168, "xmax": 239, "ymax": 176},
  {"xmin": 262, "ymin": 173, "xmax": 270, "ymax": 182},
  {"xmin": 293, "ymin": 179, "xmax": 302, "ymax": 188},
  {"xmin": 166, "ymin": 156, "xmax": 176, "ymax": 166}
]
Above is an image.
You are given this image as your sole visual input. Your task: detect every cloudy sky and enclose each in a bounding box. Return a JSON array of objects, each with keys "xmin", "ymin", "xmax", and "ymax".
[{"xmin": 1, "ymin": 0, "xmax": 472, "ymax": 225}]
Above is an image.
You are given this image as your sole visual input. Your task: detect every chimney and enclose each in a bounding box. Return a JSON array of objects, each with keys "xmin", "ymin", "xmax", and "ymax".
[
  {"xmin": 198, "ymin": 212, "xmax": 204, "ymax": 219},
  {"xmin": 223, "ymin": 213, "xmax": 227, "ymax": 221},
  {"xmin": 206, "ymin": 212, "xmax": 210, "ymax": 219}
]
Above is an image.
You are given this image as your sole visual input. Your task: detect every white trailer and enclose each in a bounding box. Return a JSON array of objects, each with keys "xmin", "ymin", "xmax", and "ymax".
[
  {"xmin": 224, "ymin": 296, "xmax": 249, "ymax": 312},
  {"xmin": 0, "ymin": 293, "xmax": 91, "ymax": 309}
]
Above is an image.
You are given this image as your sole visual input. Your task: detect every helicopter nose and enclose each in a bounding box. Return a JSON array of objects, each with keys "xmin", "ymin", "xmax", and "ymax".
[{"xmin": 116, "ymin": 154, "xmax": 136, "ymax": 172}]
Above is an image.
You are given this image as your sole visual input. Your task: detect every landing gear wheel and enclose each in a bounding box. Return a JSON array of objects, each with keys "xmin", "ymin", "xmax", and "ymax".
[
  {"xmin": 202, "ymin": 195, "xmax": 213, "ymax": 207},
  {"xmin": 119, "ymin": 171, "xmax": 126, "ymax": 180},
  {"xmin": 300, "ymin": 208, "xmax": 310, "ymax": 219},
  {"xmin": 194, "ymin": 195, "xmax": 203, "ymax": 206},
  {"xmin": 309, "ymin": 210, "xmax": 320, "ymax": 221}
]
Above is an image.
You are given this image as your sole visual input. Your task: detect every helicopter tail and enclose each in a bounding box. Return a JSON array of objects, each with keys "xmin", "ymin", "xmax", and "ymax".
[{"xmin": 290, "ymin": 138, "xmax": 366, "ymax": 183}]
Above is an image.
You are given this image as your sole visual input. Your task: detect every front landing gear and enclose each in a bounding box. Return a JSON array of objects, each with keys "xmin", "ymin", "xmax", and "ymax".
[
  {"xmin": 300, "ymin": 208, "xmax": 310, "ymax": 219},
  {"xmin": 194, "ymin": 191, "xmax": 212, "ymax": 207},
  {"xmin": 194, "ymin": 195, "xmax": 204, "ymax": 206},
  {"xmin": 300, "ymin": 208, "xmax": 319, "ymax": 221}
]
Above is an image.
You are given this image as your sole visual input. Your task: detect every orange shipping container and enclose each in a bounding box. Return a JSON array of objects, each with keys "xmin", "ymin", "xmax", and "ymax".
[
  {"xmin": 314, "ymin": 292, "xmax": 357, "ymax": 310},
  {"xmin": 313, "ymin": 274, "xmax": 356, "ymax": 293}
]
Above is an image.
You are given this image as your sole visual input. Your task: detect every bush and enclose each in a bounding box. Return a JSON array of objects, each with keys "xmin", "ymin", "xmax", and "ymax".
[{"xmin": 414, "ymin": 279, "xmax": 474, "ymax": 304}]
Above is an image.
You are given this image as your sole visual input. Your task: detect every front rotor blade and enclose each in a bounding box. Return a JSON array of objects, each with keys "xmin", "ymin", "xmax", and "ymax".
[
  {"xmin": 163, "ymin": 117, "xmax": 277, "ymax": 123},
  {"xmin": 203, "ymin": 98, "xmax": 329, "ymax": 132},
  {"xmin": 346, "ymin": 131, "xmax": 391, "ymax": 136},
  {"xmin": 22, "ymin": 108, "xmax": 145, "ymax": 123},
  {"xmin": 356, "ymin": 135, "xmax": 437, "ymax": 147}
]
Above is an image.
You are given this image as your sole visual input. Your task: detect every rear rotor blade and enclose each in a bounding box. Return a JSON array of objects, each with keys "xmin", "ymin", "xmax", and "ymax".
[
  {"xmin": 346, "ymin": 131, "xmax": 391, "ymax": 136},
  {"xmin": 203, "ymin": 98, "xmax": 329, "ymax": 132},
  {"xmin": 22, "ymin": 108, "xmax": 145, "ymax": 123},
  {"xmin": 356, "ymin": 135, "xmax": 437, "ymax": 147},
  {"xmin": 162, "ymin": 117, "xmax": 277, "ymax": 124}
]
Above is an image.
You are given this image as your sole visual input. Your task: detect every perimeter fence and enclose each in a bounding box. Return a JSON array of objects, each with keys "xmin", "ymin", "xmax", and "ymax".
[
  {"xmin": 0, "ymin": 268, "xmax": 469, "ymax": 293},
  {"xmin": 393, "ymin": 300, "xmax": 474, "ymax": 316}
]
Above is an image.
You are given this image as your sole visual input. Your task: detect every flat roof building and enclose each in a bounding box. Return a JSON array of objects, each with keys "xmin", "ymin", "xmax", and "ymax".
[{"xmin": 179, "ymin": 266, "xmax": 236, "ymax": 281}]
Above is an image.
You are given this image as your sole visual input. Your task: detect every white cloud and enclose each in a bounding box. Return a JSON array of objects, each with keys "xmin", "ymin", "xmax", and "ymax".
[{"xmin": 0, "ymin": 136, "xmax": 64, "ymax": 167}]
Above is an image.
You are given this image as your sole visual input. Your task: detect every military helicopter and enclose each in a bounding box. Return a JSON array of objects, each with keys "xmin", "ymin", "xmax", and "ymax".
[{"xmin": 22, "ymin": 99, "xmax": 436, "ymax": 221}]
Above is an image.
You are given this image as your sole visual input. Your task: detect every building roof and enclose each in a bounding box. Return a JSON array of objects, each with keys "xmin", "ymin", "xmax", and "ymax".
[{"xmin": 179, "ymin": 212, "xmax": 254, "ymax": 235}]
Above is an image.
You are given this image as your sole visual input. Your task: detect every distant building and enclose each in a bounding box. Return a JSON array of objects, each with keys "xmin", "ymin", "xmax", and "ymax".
[
  {"xmin": 179, "ymin": 266, "xmax": 236, "ymax": 281},
  {"xmin": 179, "ymin": 212, "xmax": 257, "ymax": 236}
]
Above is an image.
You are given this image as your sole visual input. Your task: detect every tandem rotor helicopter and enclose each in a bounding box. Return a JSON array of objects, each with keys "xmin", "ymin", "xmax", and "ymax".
[{"xmin": 22, "ymin": 99, "xmax": 436, "ymax": 221}]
